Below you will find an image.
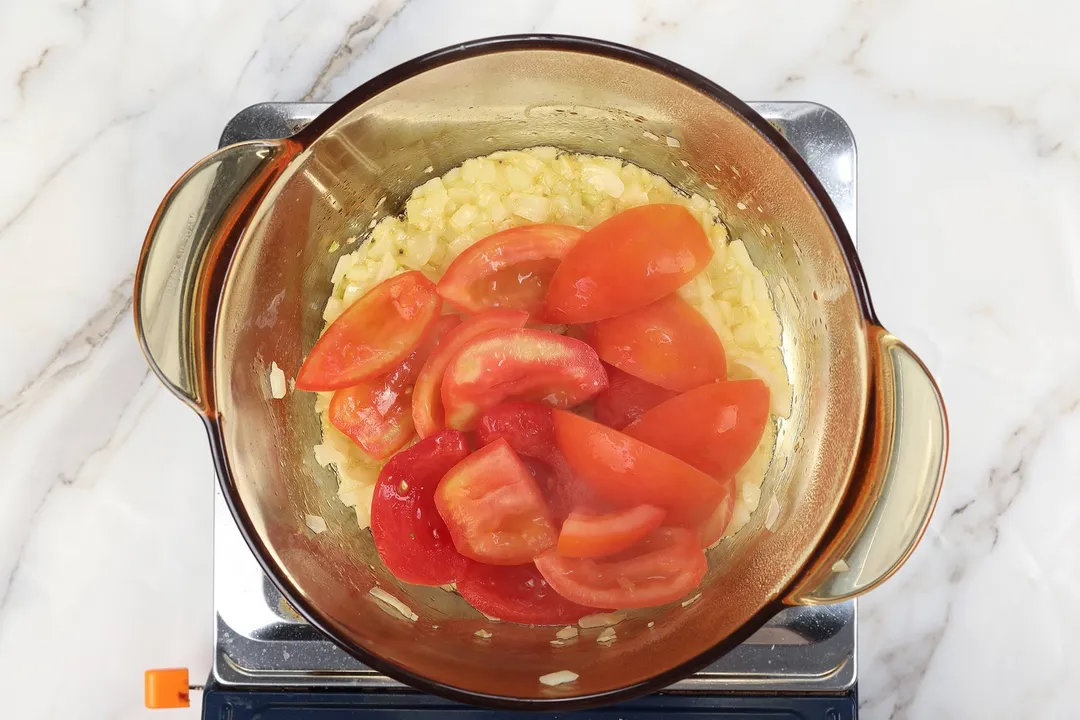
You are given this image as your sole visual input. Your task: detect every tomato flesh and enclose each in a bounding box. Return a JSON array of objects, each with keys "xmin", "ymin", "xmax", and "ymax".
[
  {"xmin": 543, "ymin": 204, "xmax": 713, "ymax": 323},
  {"xmin": 297, "ymin": 271, "xmax": 441, "ymax": 391},
  {"xmin": 535, "ymin": 527, "xmax": 707, "ymax": 609},
  {"xmin": 436, "ymin": 224, "xmax": 585, "ymax": 317},
  {"xmin": 412, "ymin": 309, "xmax": 529, "ymax": 438},
  {"xmin": 557, "ymin": 505, "xmax": 666, "ymax": 559},
  {"xmin": 456, "ymin": 561, "xmax": 599, "ymax": 624},
  {"xmin": 591, "ymin": 365, "xmax": 677, "ymax": 430},
  {"xmin": 552, "ymin": 410, "xmax": 723, "ymax": 526},
  {"xmin": 441, "ymin": 328, "xmax": 607, "ymax": 431},
  {"xmin": 589, "ymin": 294, "xmax": 727, "ymax": 392},
  {"xmin": 370, "ymin": 431, "xmax": 471, "ymax": 586},
  {"xmin": 435, "ymin": 438, "xmax": 557, "ymax": 564},
  {"xmin": 475, "ymin": 402, "xmax": 601, "ymax": 521},
  {"xmin": 329, "ymin": 316, "xmax": 459, "ymax": 459},
  {"xmin": 624, "ymin": 379, "xmax": 770, "ymax": 479}
]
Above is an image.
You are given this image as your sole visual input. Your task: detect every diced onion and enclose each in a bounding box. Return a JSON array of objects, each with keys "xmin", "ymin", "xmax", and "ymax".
[
  {"xmin": 681, "ymin": 593, "xmax": 703, "ymax": 608},
  {"xmin": 596, "ymin": 627, "xmax": 617, "ymax": 644},
  {"xmin": 305, "ymin": 514, "xmax": 327, "ymax": 534},
  {"xmin": 555, "ymin": 626, "xmax": 578, "ymax": 640},
  {"xmin": 474, "ymin": 629, "xmax": 493, "ymax": 639},
  {"xmin": 832, "ymin": 559, "xmax": 851, "ymax": 573},
  {"xmin": 578, "ymin": 612, "xmax": 626, "ymax": 629},
  {"xmin": 539, "ymin": 670, "xmax": 579, "ymax": 687},
  {"xmin": 369, "ymin": 587, "xmax": 418, "ymax": 622},
  {"xmin": 268, "ymin": 362, "xmax": 287, "ymax": 399}
]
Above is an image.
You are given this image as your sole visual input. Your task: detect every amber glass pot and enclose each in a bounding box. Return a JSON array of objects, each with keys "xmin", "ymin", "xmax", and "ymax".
[{"xmin": 134, "ymin": 36, "xmax": 947, "ymax": 709}]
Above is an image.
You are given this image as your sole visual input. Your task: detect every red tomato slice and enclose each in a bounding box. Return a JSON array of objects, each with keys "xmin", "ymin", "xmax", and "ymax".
[
  {"xmin": 592, "ymin": 365, "xmax": 677, "ymax": 430},
  {"xmin": 698, "ymin": 488, "xmax": 735, "ymax": 548},
  {"xmin": 624, "ymin": 379, "xmax": 770, "ymax": 479},
  {"xmin": 329, "ymin": 316, "xmax": 459, "ymax": 459},
  {"xmin": 297, "ymin": 271, "xmax": 441, "ymax": 391},
  {"xmin": 442, "ymin": 329, "xmax": 607, "ymax": 431},
  {"xmin": 535, "ymin": 527, "xmax": 707, "ymax": 609},
  {"xmin": 551, "ymin": 410, "xmax": 723, "ymax": 526},
  {"xmin": 589, "ymin": 294, "xmax": 727, "ymax": 392},
  {"xmin": 412, "ymin": 309, "xmax": 529, "ymax": 438},
  {"xmin": 475, "ymin": 403, "xmax": 601, "ymax": 521},
  {"xmin": 370, "ymin": 430, "xmax": 471, "ymax": 586},
  {"xmin": 543, "ymin": 204, "xmax": 713, "ymax": 323},
  {"xmin": 435, "ymin": 438, "xmax": 557, "ymax": 565},
  {"xmin": 557, "ymin": 505, "xmax": 666, "ymax": 559},
  {"xmin": 456, "ymin": 561, "xmax": 599, "ymax": 624},
  {"xmin": 436, "ymin": 224, "xmax": 585, "ymax": 317}
]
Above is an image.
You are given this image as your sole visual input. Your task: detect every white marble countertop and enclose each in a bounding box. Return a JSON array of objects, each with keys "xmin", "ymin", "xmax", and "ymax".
[{"xmin": 2, "ymin": 0, "xmax": 1078, "ymax": 717}]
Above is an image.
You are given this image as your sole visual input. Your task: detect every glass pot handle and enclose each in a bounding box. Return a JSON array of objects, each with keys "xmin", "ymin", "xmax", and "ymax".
[
  {"xmin": 133, "ymin": 140, "xmax": 290, "ymax": 412},
  {"xmin": 786, "ymin": 326, "xmax": 948, "ymax": 605}
]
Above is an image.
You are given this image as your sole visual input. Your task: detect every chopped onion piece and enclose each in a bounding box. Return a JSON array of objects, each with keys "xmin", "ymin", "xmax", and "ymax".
[
  {"xmin": 596, "ymin": 627, "xmax": 617, "ymax": 644},
  {"xmin": 578, "ymin": 612, "xmax": 626, "ymax": 629},
  {"xmin": 555, "ymin": 626, "xmax": 578, "ymax": 640},
  {"xmin": 665, "ymin": 135, "xmax": 681, "ymax": 148},
  {"xmin": 313, "ymin": 442, "xmax": 345, "ymax": 468},
  {"xmin": 764, "ymin": 497, "xmax": 781, "ymax": 531},
  {"xmin": 474, "ymin": 629, "xmax": 493, "ymax": 639},
  {"xmin": 647, "ymin": 621, "xmax": 655, "ymax": 628},
  {"xmin": 369, "ymin": 587, "xmax": 418, "ymax": 622},
  {"xmin": 305, "ymin": 514, "xmax": 328, "ymax": 534},
  {"xmin": 832, "ymin": 559, "xmax": 851, "ymax": 573},
  {"xmin": 681, "ymin": 593, "xmax": 702, "ymax": 608},
  {"xmin": 539, "ymin": 670, "xmax": 579, "ymax": 687},
  {"xmin": 268, "ymin": 362, "xmax": 287, "ymax": 399}
]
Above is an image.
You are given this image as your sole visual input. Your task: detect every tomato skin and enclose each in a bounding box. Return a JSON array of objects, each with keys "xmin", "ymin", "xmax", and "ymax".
[
  {"xmin": 297, "ymin": 271, "xmax": 441, "ymax": 391},
  {"xmin": 543, "ymin": 204, "xmax": 713, "ymax": 323},
  {"xmin": 589, "ymin": 294, "xmax": 727, "ymax": 392},
  {"xmin": 370, "ymin": 431, "xmax": 471, "ymax": 586},
  {"xmin": 442, "ymin": 329, "xmax": 608, "ymax": 431},
  {"xmin": 535, "ymin": 527, "xmax": 707, "ymax": 609},
  {"xmin": 592, "ymin": 365, "xmax": 677, "ymax": 430},
  {"xmin": 624, "ymin": 379, "xmax": 770, "ymax": 480},
  {"xmin": 557, "ymin": 505, "xmax": 666, "ymax": 559},
  {"xmin": 412, "ymin": 310, "xmax": 529, "ymax": 438},
  {"xmin": 456, "ymin": 561, "xmax": 599, "ymax": 624},
  {"xmin": 551, "ymin": 410, "xmax": 723, "ymax": 526},
  {"xmin": 436, "ymin": 224, "xmax": 585, "ymax": 317},
  {"xmin": 475, "ymin": 403, "xmax": 601, "ymax": 521},
  {"xmin": 329, "ymin": 316, "xmax": 459, "ymax": 459},
  {"xmin": 435, "ymin": 438, "xmax": 557, "ymax": 565},
  {"xmin": 698, "ymin": 488, "xmax": 735, "ymax": 548}
]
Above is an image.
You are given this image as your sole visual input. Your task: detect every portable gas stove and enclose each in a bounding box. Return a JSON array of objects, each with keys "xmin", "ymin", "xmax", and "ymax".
[{"xmin": 201, "ymin": 101, "xmax": 859, "ymax": 719}]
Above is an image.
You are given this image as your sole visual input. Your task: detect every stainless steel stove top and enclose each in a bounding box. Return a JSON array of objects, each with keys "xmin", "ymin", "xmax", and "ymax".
[{"xmin": 211, "ymin": 101, "xmax": 858, "ymax": 695}]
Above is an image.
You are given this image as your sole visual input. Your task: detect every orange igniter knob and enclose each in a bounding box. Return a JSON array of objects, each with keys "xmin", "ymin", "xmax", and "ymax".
[{"xmin": 144, "ymin": 668, "xmax": 190, "ymax": 709}]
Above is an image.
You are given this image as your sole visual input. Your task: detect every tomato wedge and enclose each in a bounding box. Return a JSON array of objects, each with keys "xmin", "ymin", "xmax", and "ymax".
[
  {"xmin": 589, "ymin": 294, "xmax": 727, "ymax": 392},
  {"xmin": 624, "ymin": 379, "xmax": 770, "ymax": 479},
  {"xmin": 475, "ymin": 403, "xmax": 601, "ymax": 521},
  {"xmin": 456, "ymin": 561, "xmax": 599, "ymax": 624},
  {"xmin": 329, "ymin": 315, "xmax": 459, "ymax": 459},
  {"xmin": 543, "ymin": 204, "xmax": 713, "ymax": 323},
  {"xmin": 535, "ymin": 527, "xmax": 707, "ymax": 609},
  {"xmin": 435, "ymin": 438, "xmax": 557, "ymax": 565},
  {"xmin": 551, "ymin": 410, "xmax": 723, "ymax": 526},
  {"xmin": 370, "ymin": 431, "xmax": 471, "ymax": 586},
  {"xmin": 698, "ymin": 489, "xmax": 735, "ymax": 548},
  {"xmin": 412, "ymin": 309, "xmax": 529, "ymax": 438},
  {"xmin": 592, "ymin": 365, "xmax": 677, "ymax": 430},
  {"xmin": 297, "ymin": 271, "xmax": 441, "ymax": 391},
  {"xmin": 436, "ymin": 224, "xmax": 585, "ymax": 317},
  {"xmin": 557, "ymin": 505, "xmax": 666, "ymax": 559},
  {"xmin": 442, "ymin": 329, "xmax": 607, "ymax": 431}
]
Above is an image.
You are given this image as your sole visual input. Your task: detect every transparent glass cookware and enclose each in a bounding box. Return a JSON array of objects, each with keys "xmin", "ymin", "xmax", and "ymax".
[{"xmin": 134, "ymin": 36, "xmax": 946, "ymax": 710}]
